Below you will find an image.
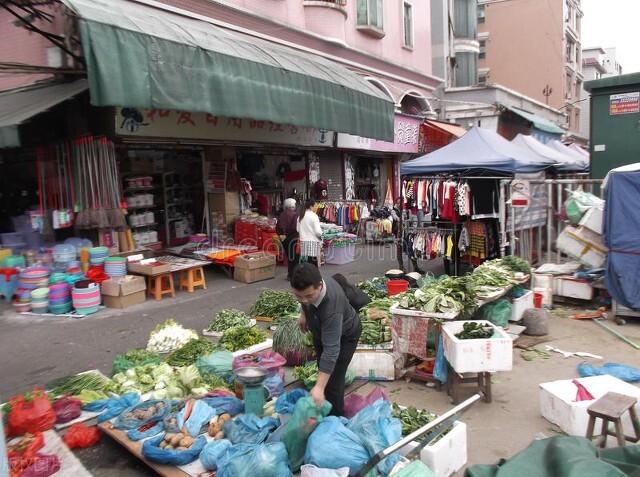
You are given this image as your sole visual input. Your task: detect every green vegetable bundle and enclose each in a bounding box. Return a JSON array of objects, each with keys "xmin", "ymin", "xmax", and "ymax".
[
  {"xmin": 250, "ymin": 290, "xmax": 300, "ymax": 320},
  {"xmin": 357, "ymin": 277, "xmax": 389, "ymax": 299},
  {"xmin": 48, "ymin": 371, "xmax": 112, "ymax": 397},
  {"xmin": 470, "ymin": 262, "xmax": 514, "ymax": 288},
  {"xmin": 294, "ymin": 361, "xmax": 355, "ymax": 389},
  {"xmin": 108, "ymin": 363, "xmax": 209, "ymax": 399},
  {"xmin": 272, "ymin": 315, "xmax": 314, "ymax": 365},
  {"xmin": 360, "ymin": 319, "xmax": 392, "ymax": 345},
  {"xmin": 454, "ymin": 322, "xmax": 494, "ymax": 340},
  {"xmin": 206, "ymin": 309, "xmax": 251, "ymax": 332},
  {"xmin": 112, "ymin": 348, "xmax": 162, "ymax": 375},
  {"xmin": 397, "ymin": 276, "xmax": 478, "ymax": 316},
  {"xmin": 495, "ymin": 256, "xmax": 531, "ymax": 275},
  {"xmin": 391, "ymin": 403, "xmax": 452, "ymax": 444},
  {"xmin": 165, "ymin": 338, "xmax": 216, "ymax": 366},
  {"xmin": 219, "ymin": 326, "xmax": 267, "ymax": 352}
]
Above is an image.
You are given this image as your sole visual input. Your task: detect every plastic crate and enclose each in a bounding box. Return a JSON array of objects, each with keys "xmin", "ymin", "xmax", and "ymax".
[{"xmin": 441, "ymin": 320, "xmax": 513, "ymax": 373}]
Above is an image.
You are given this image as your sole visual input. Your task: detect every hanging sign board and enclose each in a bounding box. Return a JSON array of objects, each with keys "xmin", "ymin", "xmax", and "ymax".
[
  {"xmin": 114, "ymin": 107, "xmax": 334, "ymax": 147},
  {"xmin": 510, "ymin": 179, "xmax": 530, "ymax": 207},
  {"xmin": 609, "ymin": 92, "xmax": 640, "ymax": 116},
  {"xmin": 336, "ymin": 114, "xmax": 420, "ymax": 153}
]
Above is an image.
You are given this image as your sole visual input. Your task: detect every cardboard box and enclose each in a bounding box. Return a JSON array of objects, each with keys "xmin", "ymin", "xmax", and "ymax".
[
  {"xmin": 128, "ymin": 260, "xmax": 172, "ymax": 276},
  {"xmin": 101, "ymin": 275, "xmax": 146, "ymax": 297},
  {"xmin": 103, "ymin": 290, "xmax": 146, "ymax": 309},
  {"xmin": 233, "ymin": 253, "xmax": 276, "ymax": 284},
  {"xmin": 540, "ymin": 375, "xmax": 640, "ymax": 445}
]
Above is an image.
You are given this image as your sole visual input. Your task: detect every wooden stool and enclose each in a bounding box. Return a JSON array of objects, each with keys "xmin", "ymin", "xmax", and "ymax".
[
  {"xmin": 586, "ymin": 392, "xmax": 640, "ymax": 448},
  {"xmin": 148, "ymin": 273, "xmax": 175, "ymax": 301},
  {"xmin": 179, "ymin": 267, "xmax": 207, "ymax": 293},
  {"xmin": 446, "ymin": 366, "xmax": 492, "ymax": 404}
]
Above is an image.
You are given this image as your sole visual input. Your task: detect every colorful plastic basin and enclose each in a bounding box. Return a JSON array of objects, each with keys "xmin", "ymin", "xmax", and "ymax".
[
  {"xmin": 31, "ymin": 287, "xmax": 50, "ymax": 300},
  {"xmin": 13, "ymin": 302, "xmax": 31, "ymax": 313},
  {"xmin": 75, "ymin": 305, "xmax": 99, "ymax": 316}
]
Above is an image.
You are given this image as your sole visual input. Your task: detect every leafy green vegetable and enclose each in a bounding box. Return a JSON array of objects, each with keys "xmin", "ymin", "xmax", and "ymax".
[
  {"xmin": 497, "ymin": 256, "xmax": 531, "ymax": 275},
  {"xmin": 391, "ymin": 403, "xmax": 451, "ymax": 445},
  {"xmin": 112, "ymin": 348, "xmax": 161, "ymax": 375},
  {"xmin": 360, "ymin": 319, "xmax": 392, "ymax": 345},
  {"xmin": 201, "ymin": 372, "xmax": 233, "ymax": 390},
  {"xmin": 165, "ymin": 338, "xmax": 216, "ymax": 367},
  {"xmin": 206, "ymin": 309, "xmax": 251, "ymax": 332},
  {"xmin": 272, "ymin": 315, "xmax": 311, "ymax": 356},
  {"xmin": 48, "ymin": 371, "xmax": 112, "ymax": 397},
  {"xmin": 107, "ymin": 362, "xmax": 209, "ymax": 399},
  {"xmin": 357, "ymin": 277, "xmax": 389, "ymax": 299},
  {"xmin": 397, "ymin": 275, "xmax": 478, "ymax": 316},
  {"xmin": 73, "ymin": 389, "xmax": 109, "ymax": 405},
  {"xmin": 219, "ymin": 326, "xmax": 267, "ymax": 352},
  {"xmin": 294, "ymin": 361, "xmax": 355, "ymax": 389},
  {"xmin": 455, "ymin": 322, "xmax": 494, "ymax": 340},
  {"xmin": 250, "ymin": 290, "xmax": 299, "ymax": 319}
]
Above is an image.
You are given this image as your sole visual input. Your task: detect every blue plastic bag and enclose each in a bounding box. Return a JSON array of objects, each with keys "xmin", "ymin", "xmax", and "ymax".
[
  {"xmin": 224, "ymin": 414, "xmax": 280, "ymax": 444},
  {"xmin": 201, "ymin": 396, "xmax": 244, "ymax": 416},
  {"xmin": 197, "ymin": 350, "xmax": 234, "ymax": 378},
  {"xmin": 84, "ymin": 393, "xmax": 140, "ymax": 423},
  {"xmin": 142, "ymin": 434, "xmax": 206, "ymax": 465},
  {"xmin": 200, "ymin": 439, "xmax": 233, "ymax": 471},
  {"xmin": 217, "ymin": 442, "xmax": 292, "ymax": 477},
  {"xmin": 282, "ymin": 396, "xmax": 331, "ymax": 471},
  {"xmin": 577, "ymin": 362, "xmax": 640, "ymax": 383},
  {"xmin": 264, "ymin": 374, "xmax": 285, "ymax": 398},
  {"xmin": 177, "ymin": 400, "xmax": 216, "ymax": 437},
  {"xmin": 127, "ymin": 421, "xmax": 164, "ymax": 441},
  {"xmin": 114, "ymin": 400, "xmax": 172, "ymax": 430},
  {"xmin": 347, "ymin": 399, "xmax": 402, "ymax": 475},
  {"xmin": 304, "ymin": 416, "xmax": 370, "ymax": 474},
  {"xmin": 434, "ymin": 335, "xmax": 448, "ymax": 384},
  {"xmin": 275, "ymin": 389, "xmax": 309, "ymax": 415}
]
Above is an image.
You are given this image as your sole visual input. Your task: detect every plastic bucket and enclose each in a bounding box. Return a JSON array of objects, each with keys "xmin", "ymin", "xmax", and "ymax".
[
  {"xmin": 533, "ymin": 292, "xmax": 543, "ymax": 308},
  {"xmin": 387, "ymin": 279, "xmax": 410, "ymax": 296}
]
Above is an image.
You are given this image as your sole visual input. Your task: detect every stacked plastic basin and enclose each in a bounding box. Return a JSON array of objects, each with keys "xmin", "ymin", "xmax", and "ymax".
[
  {"xmin": 48, "ymin": 274, "xmax": 72, "ymax": 314},
  {"xmin": 89, "ymin": 247, "xmax": 109, "ymax": 269},
  {"xmin": 52, "ymin": 244, "xmax": 76, "ymax": 270},
  {"xmin": 104, "ymin": 257, "xmax": 127, "ymax": 279},
  {"xmin": 72, "ymin": 281, "xmax": 100, "ymax": 315},
  {"xmin": 0, "ymin": 232, "xmax": 26, "ymax": 253},
  {"xmin": 15, "ymin": 266, "xmax": 49, "ymax": 312},
  {"xmin": 30, "ymin": 287, "xmax": 49, "ymax": 314}
]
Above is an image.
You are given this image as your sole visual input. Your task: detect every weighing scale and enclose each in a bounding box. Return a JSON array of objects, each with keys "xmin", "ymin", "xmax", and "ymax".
[{"xmin": 234, "ymin": 366, "xmax": 268, "ymax": 416}]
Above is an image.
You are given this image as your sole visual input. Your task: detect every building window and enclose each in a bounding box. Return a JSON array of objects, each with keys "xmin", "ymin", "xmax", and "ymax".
[
  {"xmin": 479, "ymin": 40, "xmax": 486, "ymax": 59},
  {"xmin": 357, "ymin": 0, "xmax": 384, "ymax": 30},
  {"xmin": 478, "ymin": 4, "xmax": 486, "ymax": 23},
  {"xmin": 566, "ymin": 73, "xmax": 573, "ymax": 99},
  {"xmin": 403, "ymin": 2, "xmax": 413, "ymax": 48},
  {"xmin": 575, "ymin": 79, "xmax": 582, "ymax": 98},
  {"xmin": 566, "ymin": 38, "xmax": 575, "ymax": 64},
  {"xmin": 478, "ymin": 69, "xmax": 489, "ymax": 85}
]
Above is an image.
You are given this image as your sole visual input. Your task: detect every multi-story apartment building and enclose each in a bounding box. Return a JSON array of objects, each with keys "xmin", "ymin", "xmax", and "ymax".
[
  {"xmin": 477, "ymin": 0, "xmax": 584, "ymax": 135},
  {"xmin": 579, "ymin": 46, "xmax": 624, "ymax": 139}
]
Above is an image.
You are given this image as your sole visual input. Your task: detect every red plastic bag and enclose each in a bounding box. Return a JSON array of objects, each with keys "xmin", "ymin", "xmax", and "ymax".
[
  {"xmin": 10, "ymin": 453, "xmax": 60, "ymax": 477},
  {"xmin": 63, "ymin": 423, "xmax": 101, "ymax": 449},
  {"xmin": 7, "ymin": 389, "xmax": 56, "ymax": 437},
  {"xmin": 53, "ymin": 396, "xmax": 82, "ymax": 424},
  {"xmin": 7, "ymin": 433, "xmax": 44, "ymax": 460},
  {"xmin": 343, "ymin": 386, "xmax": 390, "ymax": 419},
  {"xmin": 572, "ymin": 379, "xmax": 595, "ymax": 402}
]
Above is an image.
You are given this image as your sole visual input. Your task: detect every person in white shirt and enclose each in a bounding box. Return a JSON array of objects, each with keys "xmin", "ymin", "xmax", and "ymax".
[{"xmin": 297, "ymin": 199, "xmax": 322, "ymax": 267}]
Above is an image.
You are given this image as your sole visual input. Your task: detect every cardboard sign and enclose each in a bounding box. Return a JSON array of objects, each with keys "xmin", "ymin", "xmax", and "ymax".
[{"xmin": 510, "ymin": 179, "xmax": 530, "ymax": 207}]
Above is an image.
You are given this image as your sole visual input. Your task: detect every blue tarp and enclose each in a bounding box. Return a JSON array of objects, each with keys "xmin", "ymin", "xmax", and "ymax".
[
  {"xmin": 548, "ymin": 140, "xmax": 590, "ymax": 172},
  {"xmin": 401, "ymin": 127, "xmax": 555, "ymax": 176},
  {"xmin": 603, "ymin": 167, "xmax": 640, "ymax": 309},
  {"xmin": 512, "ymin": 134, "xmax": 585, "ymax": 172}
]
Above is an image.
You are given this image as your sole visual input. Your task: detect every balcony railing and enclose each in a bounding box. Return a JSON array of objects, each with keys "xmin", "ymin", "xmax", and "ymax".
[{"xmin": 306, "ymin": 0, "xmax": 347, "ymax": 5}]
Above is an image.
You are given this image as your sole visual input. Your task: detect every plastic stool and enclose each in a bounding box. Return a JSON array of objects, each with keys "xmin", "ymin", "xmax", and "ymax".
[
  {"xmin": 148, "ymin": 273, "xmax": 175, "ymax": 300},
  {"xmin": 586, "ymin": 392, "xmax": 640, "ymax": 448},
  {"xmin": 179, "ymin": 267, "xmax": 207, "ymax": 293}
]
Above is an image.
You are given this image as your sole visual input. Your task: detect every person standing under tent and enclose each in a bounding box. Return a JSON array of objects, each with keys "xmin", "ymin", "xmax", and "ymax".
[
  {"xmin": 291, "ymin": 263, "xmax": 362, "ymax": 416},
  {"xmin": 277, "ymin": 197, "xmax": 299, "ymax": 281},
  {"xmin": 297, "ymin": 199, "xmax": 323, "ymax": 267}
]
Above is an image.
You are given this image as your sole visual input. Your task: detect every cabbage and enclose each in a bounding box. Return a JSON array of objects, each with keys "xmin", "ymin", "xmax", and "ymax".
[
  {"xmin": 166, "ymin": 385, "xmax": 184, "ymax": 399},
  {"xmin": 177, "ymin": 365, "xmax": 202, "ymax": 388}
]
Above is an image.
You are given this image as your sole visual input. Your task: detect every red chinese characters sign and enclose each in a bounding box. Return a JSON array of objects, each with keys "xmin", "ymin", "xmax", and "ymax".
[
  {"xmin": 609, "ymin": 92, "xmax": 640, "ymax": 116},
  {"xmin": 115, "ymin": 108, "xmax": 333, "ymax": 147}
]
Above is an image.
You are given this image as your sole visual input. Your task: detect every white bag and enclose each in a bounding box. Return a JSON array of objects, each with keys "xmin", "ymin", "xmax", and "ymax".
[{"xmin": 300, "ymin": 464, "xmax": 350, "ymax": 477}]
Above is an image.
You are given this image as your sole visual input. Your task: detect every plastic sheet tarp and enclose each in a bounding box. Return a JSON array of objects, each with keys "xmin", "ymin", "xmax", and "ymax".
[
  {"xmin": 603, "ymin": 168, "xmax": 640, "ymax": 309},
  {"xmin": 511, "ymin": 134, "xmax": 585, "ymax": 172},
  {"xmin": 464, "ymin": 436, "xmax": 640, "ymax": 477},
  {"xmin": 548, "ymin": 140, "xmax": 590, "ymax": 172},
  {"xmin": 400, "ymin": 127, "xmax": 555, "ymax": 176}
]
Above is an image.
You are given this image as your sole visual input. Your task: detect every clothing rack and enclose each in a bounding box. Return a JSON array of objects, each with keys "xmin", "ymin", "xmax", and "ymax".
[{"xmin": 404, "ymin": 222, "xmax": 463, "ymax": 276}]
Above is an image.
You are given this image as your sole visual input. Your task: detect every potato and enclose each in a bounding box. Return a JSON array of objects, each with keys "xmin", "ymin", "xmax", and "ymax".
[
  {"xmin": 159, "ymin": 441, "xmax": 168, "ymax": 449},
  {"xmin": 164, "ymin": 433, "xmax": 176, "ymax": 442},
  {"xmin": 170, "ymin": 433, "xmax": 184, "ymax": 446},
  {"xmin": 214, "ymin": 431, "xmax": 224, "ymax": 440},
  {"xmin": 179, "ymin": 436, "xmax": 194, "ymax": 448},
  {"xmin": 219, "ymin": 413, "xmax": 231, "ymax": 422}
]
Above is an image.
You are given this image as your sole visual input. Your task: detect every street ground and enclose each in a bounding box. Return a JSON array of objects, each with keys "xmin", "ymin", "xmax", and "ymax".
[{"xmin": 1, "ymin": 243, "xmax": 639, "ymax": 476}]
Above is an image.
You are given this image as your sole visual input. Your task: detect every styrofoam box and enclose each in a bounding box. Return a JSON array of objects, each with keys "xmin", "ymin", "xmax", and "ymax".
[
  {"xmin": 539, "ymin": 375, "xmax": 640, "ymax": 444},
  {"xmin": 348, "ymin": 350, "xmax": 395, "ymax": 381},
  {"xmin": 390, "ymin": 303, "xmax": 459, "ymax": 321},
  {"xmin": 555, "ymin": 276, "xmax": 594, "ymax": 301},
  {"xmin": 399, "ymin": 421, "xmax": 467, "ymax": 477},
  {"xmin": 579, "ymin": 206, "xmax": 604, "ymax": 235},
  {"xmin": 533, "ymin": 273, "xmax": 556, "ymax": 294},
  {"xmin": 556, "ymin": 226, "xmax": 606, "ymax": 268},
  {"xmin": 510, "ymin": 290, "xmax": 534, "ymax": 322},
  {"xmin": 442, "ymin": 320, "xmax": 513, "ymax": 373}
]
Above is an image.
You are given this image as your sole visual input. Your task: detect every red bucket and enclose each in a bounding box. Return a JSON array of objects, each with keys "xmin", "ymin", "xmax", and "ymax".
[
  {"xmin": 533, "ymin": 292, "xmax": 544, "ymax": 309},
  {"xmin": 387, "ymin": 279, "xmax": 409, "ymax": 296}
]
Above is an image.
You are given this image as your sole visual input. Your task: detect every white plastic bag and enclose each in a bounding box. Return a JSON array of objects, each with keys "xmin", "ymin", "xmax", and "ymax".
[{"xmin": 300, "ymin": 464, "xmax": 350, "ymax": 477}]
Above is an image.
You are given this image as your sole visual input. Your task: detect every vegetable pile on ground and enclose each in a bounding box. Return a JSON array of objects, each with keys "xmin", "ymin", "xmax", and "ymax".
[
  {"xmin": 219, "ymin": 326, "xmax": 267, "ymax": 352},
  {"xmin": 468, "ymin": 262, "xmax": 514, "ymax": 293},
  {"xmin": 357, "ymin": 277, "xmax": 389, "ymax": 299},
  {"xmin": 397, "ymin": 275, "xmax": 478, "ymax": 316},
  {"xmin": 166, "ymin": 339, "xmax": 216, "ymax": 367},
  {"xmin": 112, "ymin": 349, "xmax": 162, "ymax": 375},
  {"xmin": 250, "ymin": 290, "xmax": 299, "ymax": 321},
  {"xmin": 495, "ymin": 255, "xmax": 531, "ymax": 275},
  {"xmin": 48, "ymin": 371, "xmax": 113, "ymax": 398},
  {"xmin": 147, "ymin": 319, "xmax": 199, "ymax": 354},
  {"xmin": 205, "ymin": 309, "xmax": 251, "ymax": 333},
  {"xmin": 272, "ymin": 315, "xmax": 314, "ymax": 365},
  {"xmin": 391, "ymin": 403, "xmax": 451, "ymax": 444},
  {"xmin": 107, "ymin": 363, "xmax": 209, "ymax": 399},
  {"xmin": 360, "ymin": 319, "xmax": 392, "ymax": 345},
  {"xmin": 360, "ymin": 297, "xmax": 393, "ymax": 321},
  {"xmin": 455, "ymin": 322, "xmax": 494, "ymax": 340}
]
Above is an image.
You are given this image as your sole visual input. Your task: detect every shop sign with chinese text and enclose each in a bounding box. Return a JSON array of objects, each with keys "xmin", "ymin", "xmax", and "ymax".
[
  {"xmin": 114, "ymin": 108, "xmax": 334, "ymax": 147},
  {"xmin": 336, "ymin": 114, "xmax": 420, "ymax": 153},
  {"xmin": 609, "ymin": 92, "xmax": 640, "ymax": 116}
]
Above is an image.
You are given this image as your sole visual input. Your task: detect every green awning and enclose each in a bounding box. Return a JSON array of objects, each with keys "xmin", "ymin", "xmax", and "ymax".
[
  {"xmin": 507, "ymin": 106, "xmax": 565, "ymax": 135},
  {"xmin": 61, "ymin": 0, "xmax": 395, "ymax": 141},
  {"xmin": 0, "ymin": 80, "xmax": 88, "ymax": 148}
]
